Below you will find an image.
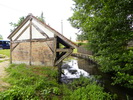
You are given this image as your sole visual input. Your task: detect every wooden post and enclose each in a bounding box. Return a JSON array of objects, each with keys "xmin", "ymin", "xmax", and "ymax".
[
  {"xmin": 10, "ymin": 39, "xmax": 12, "ymax": 64},
  {"xmin": 56, "ymin": 37, "xmax": 60, "ymax": 60},
  {"xmin": 57, "ymin": 61, "xmax": 62, "ymax": 83},
  {"xmin": 53, "ymin": 35, "xmax": 57, "ymax": 66},
  {"xmin": 29, "ymin": 19, "xmax": 32, "ymax": 65}
]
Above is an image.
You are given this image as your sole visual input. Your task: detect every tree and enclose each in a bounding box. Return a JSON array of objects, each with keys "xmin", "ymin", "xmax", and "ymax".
[
  {"xmin": 36, "ymin": 12, "xmax": 45, "ymax": 23},
  {"xmin": 69, "ymin": 0, "xmax": 133, "ymax": 88},
  {"xmin": 10, "ymin": 16, "xmax": 25, "ymax": 32},
  {"xmin": 0, "ymin": 34, "xmax": 3, "ymax": 40},
  {"xmin": 10, "ymin": 13, "xmax": 46, "ymax": 32},
  {"xmin": 76, "ymin": 33, "xmax": 87, "ymax": 41}
]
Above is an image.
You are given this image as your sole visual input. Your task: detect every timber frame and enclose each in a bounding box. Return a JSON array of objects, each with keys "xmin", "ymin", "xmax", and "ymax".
[{"xmin": 8, "ymin": 14, "xmax": 77, "ymax": 66}]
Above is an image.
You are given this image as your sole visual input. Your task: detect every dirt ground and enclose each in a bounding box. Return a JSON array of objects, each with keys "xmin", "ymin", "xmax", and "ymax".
[{"xmin": 0, "ymin": 60, "xmax": 10, "ymax": 91}]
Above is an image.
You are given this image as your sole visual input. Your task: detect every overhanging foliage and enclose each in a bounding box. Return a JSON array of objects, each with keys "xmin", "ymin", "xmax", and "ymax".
[{"xmin": 69, "ymin": 0, "xmax": 133, "ymax": 88}]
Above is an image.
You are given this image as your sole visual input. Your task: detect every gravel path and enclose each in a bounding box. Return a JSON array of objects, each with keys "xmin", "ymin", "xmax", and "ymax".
[{"xmin": 0, "ymin": 61, "xmax": 10, "ymax": 91}]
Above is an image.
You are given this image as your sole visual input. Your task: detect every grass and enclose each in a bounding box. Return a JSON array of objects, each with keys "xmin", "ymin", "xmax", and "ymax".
[
  {"xmin": 0, "ymin": 60, "xmax": 5, "ymax": 63},
  {"xmin": 73, "ymin": 48, "xmax": 77, "ymax": 53},
  {"xmin": 0, "ymin": 64, "xmax": 116, "ymax": 100},
  {"xmin": 0, "ymin": 64, "xmax": 61, "ymax": 99},
  {"xmin": 0, "ymin": 49, "xmax": 10, "ymax": 57}
]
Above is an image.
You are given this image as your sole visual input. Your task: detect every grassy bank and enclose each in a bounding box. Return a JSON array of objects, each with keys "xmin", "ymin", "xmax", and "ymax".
[
  {"xmin": 0, "ymin": 64, "xmax": 61, "ymax": 99},
  {"xmin": 0, "ymin": 64, "xmax": 116, "ymax": 100}
]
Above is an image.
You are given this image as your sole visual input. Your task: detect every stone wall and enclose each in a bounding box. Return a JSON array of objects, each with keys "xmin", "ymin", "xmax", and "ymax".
[
  {"xmin": 77, "ymin": 45, "xmax": 92, "ymax": 55},
  {"xmin": 12, "ymin": 40, "xmax": 54, "ymax": 66}
]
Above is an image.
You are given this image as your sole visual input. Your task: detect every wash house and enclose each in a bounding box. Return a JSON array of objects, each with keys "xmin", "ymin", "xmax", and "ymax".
[{"xmin": 8, "ymin": 14, "xmax": 77, "ymax": 66}]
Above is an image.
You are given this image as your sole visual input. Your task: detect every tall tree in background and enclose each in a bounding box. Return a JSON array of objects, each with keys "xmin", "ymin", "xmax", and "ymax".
[
  {"xmin": 10, "ymin": 16, "xmax": 25, "ymax": 32},
  {"xmin": 0, "ymin": 34, "xmax": 3, "ymax": 40},
  {"xmin": 76, "ymin": 33, "xmax": 88, "ymax": 41},
  {"xmin": 69, "ymin": 0, "xmax": 133, "ymax": 88}
]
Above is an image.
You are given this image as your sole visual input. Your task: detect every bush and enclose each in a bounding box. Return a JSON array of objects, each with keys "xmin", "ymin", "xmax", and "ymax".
[{"xmin": 63, "ymin": 77, "xmax": 116, "ymax": 100}]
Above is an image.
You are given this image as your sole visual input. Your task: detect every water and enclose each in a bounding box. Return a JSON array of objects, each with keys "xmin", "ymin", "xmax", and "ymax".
[
  {"xmin": 61, "ymin": 57, "xmax": 99, "ymax": 83},
  {"xmin": 61, "ymin": 57, "xmax": 133, "ymax": 100}
]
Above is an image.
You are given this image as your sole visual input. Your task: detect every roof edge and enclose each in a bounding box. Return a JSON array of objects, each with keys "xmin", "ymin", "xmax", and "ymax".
[{"xmin": 8, "ymin": 14, "xmax": 32, "ymax": 39}]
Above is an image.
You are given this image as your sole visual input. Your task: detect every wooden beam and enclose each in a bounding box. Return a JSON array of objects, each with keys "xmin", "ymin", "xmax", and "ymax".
[
  {"xmin": 56, "ymin": 49, "xmax": 71, "ymax": 52},
  {"xmin": 56, "ymin": 52, "xmax": 66, "ymax": 60},
  {"xmin": 29, "ymin": 19, "xmax": 32, "ymax": 65},
  {"xmin": 57, "ymin": 36, "xmax": 75, "ymax": 49},
  {"xmin": 8, "ymin": 15, "xmax": 31, "ymax": 39},
  {"xmin": 32, "ymin": 22, "xmax": 49, "ymax": 38},
  {"xmin": 45, "ymin": 42, "xmax": 53, "ymax": 53},
  {"xmin": 10, "ymin": 39, "xmax": 12, "ymax": 64},
  {"xmin": 54, "ymin": 35, "xmax": 74, "ymax": 65},
  {"xmin": 31, "ymin": 38, "xmax": 54, "ymax": 42},
  {"xmin": 57, "ymin": 36, "xmax": 70, "ymax": 48},
  {"xmin": 53, "ymin": 35, "xmax": 57, "ymax": 65},
  {"xmin": 11, "ymin": 43, "xmax": 19, "ymax": 52},
  {"xmin": 56, "ymin": 41, "xmax": 60, "ymax": 59},
  {"xmin": 55, "ymin": 49, "xmax": 73, "ymax": 65},
  {"xmin": 11, "ymin": 38, "xmax": 54, "ymax": 43},
  {"xmin": 14, "ymin": 23, "xmax": 30, "ymax": 41}
]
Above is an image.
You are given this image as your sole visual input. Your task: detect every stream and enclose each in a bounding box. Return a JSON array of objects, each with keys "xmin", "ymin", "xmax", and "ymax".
[{"xmin": 61, "ymin": 57, "xmax": 133, "ymax": 100}]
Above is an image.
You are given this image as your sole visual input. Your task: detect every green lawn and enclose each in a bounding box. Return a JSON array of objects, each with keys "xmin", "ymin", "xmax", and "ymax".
[{"xmin": 0, "ymin": 49, "xmax": 10, "ymax": 57}]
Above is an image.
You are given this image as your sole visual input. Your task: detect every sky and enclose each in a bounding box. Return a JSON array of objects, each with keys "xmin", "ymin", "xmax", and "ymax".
[{"xmin": 0, "ymin": 0, "xmax": 78, "ymax": 41}]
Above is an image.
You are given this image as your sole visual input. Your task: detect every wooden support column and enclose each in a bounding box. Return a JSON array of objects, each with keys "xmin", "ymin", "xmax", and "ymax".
[
  {"xmin": 56, "ymin": 41, "xmax": 60, "ymax": 60},
  {"xmin": 55, "ymin": 49, "xmax": 73, "ymax": 65},
  {"xmin": 29, "ymin": 19, "xmax": 32, "ymax": 65},
  {"xmin": 53, "ymin": 35, "xmax": 57, "ymax": 66},
  {"xmin": 10, "ymin": 39, "xmax": 12, "ymax": 64}
]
